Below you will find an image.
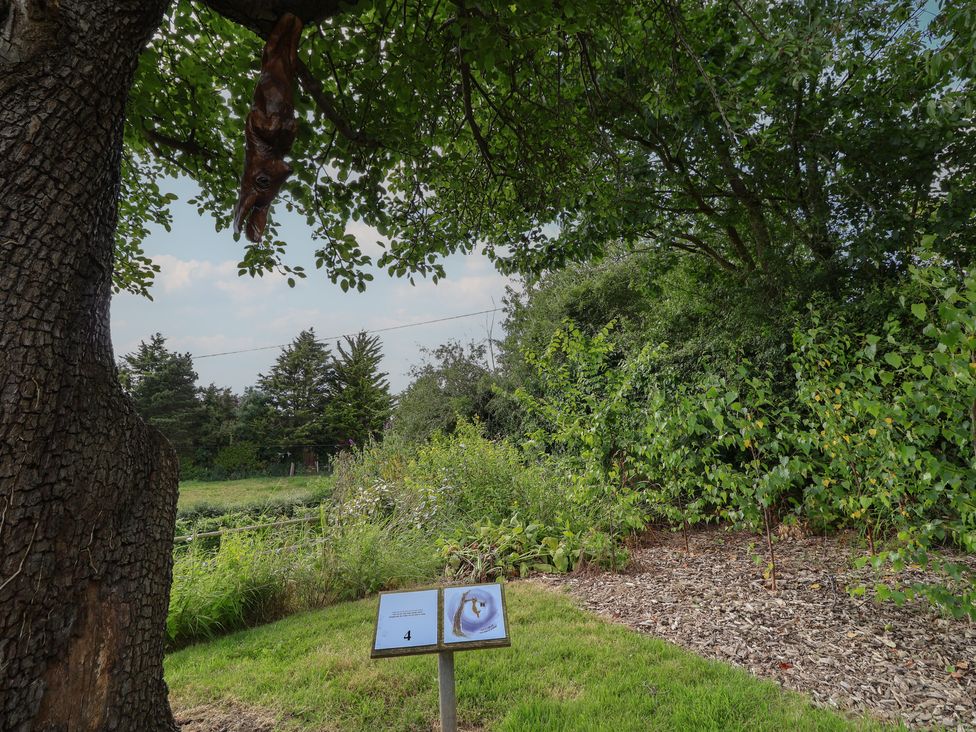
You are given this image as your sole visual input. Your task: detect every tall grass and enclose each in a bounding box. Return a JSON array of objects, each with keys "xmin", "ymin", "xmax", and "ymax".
[
  {"xmin": 167, "ymin": 521, "xmax": 440, "ymax": 648},
  {"xmin": 168, "ymin": 421, "xmax": 574, "ymax": 647}
]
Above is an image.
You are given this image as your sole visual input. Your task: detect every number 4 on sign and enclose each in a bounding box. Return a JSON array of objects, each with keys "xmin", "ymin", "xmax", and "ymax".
[{"xmin": 403, "ymin": 630, "xmax": 411, "ymax": 641}]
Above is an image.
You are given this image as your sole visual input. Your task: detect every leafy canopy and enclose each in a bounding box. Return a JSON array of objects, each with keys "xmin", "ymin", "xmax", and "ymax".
[
  {"xmin": 121, "ymin": 0, "xmax": 612, "ymax": 295},
  {"xmin": 119, "ymin": 0, "xmax": 974, "ymax": 299}
]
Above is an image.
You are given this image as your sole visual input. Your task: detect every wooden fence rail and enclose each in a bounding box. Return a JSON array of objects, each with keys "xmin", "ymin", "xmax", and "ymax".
[{"xmin": 174, "ymin": 514, "xmax": 321, "ymax": 543}]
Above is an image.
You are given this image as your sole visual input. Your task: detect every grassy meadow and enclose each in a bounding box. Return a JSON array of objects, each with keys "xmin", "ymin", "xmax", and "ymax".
[
  {"xmin": 177, "ymin": 475, "xmax": 328, "ymax": 513},
  {"xmin": 166, "ymin": 582, "xmax": 890, "ymax": 732}
]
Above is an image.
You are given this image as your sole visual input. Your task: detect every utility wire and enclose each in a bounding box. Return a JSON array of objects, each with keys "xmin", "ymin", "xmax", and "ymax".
[{"xmin": 192, "ymin": 306, "xmax": 504, "ymax": 360}]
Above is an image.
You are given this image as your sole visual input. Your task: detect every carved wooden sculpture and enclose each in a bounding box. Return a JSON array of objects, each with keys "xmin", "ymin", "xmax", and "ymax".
[{"xmin": 233, "ymin": 13, "xmax": 303, "ymax": 242}]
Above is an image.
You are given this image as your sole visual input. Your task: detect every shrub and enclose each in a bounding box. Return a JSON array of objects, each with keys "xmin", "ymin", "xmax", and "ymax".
[
  {"xmin": 331, "ymin": 420, "xmax": 568, "ymax": 535},
  {"xmin": 168, "ymin": 531, "xmax": 292, "ymax": 647},
  {"xmin": 213, "ymin": 441, "xmax": 263, "ymax": 476},
  {"xmin": 439, "ymin": 516, "xmax": 626, "ymax": 582}
]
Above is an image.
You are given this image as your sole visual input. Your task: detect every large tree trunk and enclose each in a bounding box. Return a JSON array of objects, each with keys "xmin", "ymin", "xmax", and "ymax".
[{"xmin": 0, "ymin": 2, "xmax": 178, "ymax": 730}]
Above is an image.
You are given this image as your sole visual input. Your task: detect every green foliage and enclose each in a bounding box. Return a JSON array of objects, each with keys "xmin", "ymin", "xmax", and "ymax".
[
  {"xmin": 195, "ymin": 384, "xmax": 240, "ymax": 467},
  {"xmin": 167, "ymin": 519, "xmax": 439, "ymax": 648},
  {"xmin": 514, "ymin": 264, "xmax": 976, "ymax": 617},
  {"xmin": 122, "ymin": 0, "xmax": 614, "ymax": 293},
  {"xmin": 440, "ymin": 517, "xmax": 626, "ymax": 582},
  {"xmin": 327, "ymin": 332, "xmax": 392, "ymax": 448},
  {"xmin": 332, "ymin": 421, "xmax": 564, "ymax": 533},
  {"xmin": 545, "ymin": 0, "xmax": 972, "ymax": 290},
  {"xmin": 120, "ymin": 333, "xmax": 208, "ymax": 461},
  {"xmin": 257, "ymin": 328, "xmax": 335, "ymax": 462},
  {"xmin": 168, "ymin": 531, "xmax": 290, "ymax": 647},
  {"xmin": 392, "ymin": 341, "xmax": 510, "ymax": 442},
  {"xmin": 790, "ymin": 268, "xmax": 976, "ymax": 616},
  {"xmin": 212, "ymin": 441, "xmax": 262, "ymax": 477},
  {"xmin": 118, "ymin": 1, "xmax": 973, "ymax": 300}
]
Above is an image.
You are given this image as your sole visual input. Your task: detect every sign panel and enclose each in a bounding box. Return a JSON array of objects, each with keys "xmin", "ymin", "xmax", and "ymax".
[
  {"xmin": 371, "ymin": 588, "xmax": 439, "ymax": 658},
  {"xmin": 442, "ymin": 584, "xmax": 508, "ymax": 646}
]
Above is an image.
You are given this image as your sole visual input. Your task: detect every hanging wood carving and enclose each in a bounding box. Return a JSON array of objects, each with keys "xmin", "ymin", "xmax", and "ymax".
[{"xmin": 232, "ymin": 13, "xmax": 303, "ymax": 242}]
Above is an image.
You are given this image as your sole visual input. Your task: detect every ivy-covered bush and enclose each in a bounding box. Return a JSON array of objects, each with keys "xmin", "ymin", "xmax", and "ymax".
[{"xmin": 515, "ymin": 264, "xmax": 976, "ymax": 617}]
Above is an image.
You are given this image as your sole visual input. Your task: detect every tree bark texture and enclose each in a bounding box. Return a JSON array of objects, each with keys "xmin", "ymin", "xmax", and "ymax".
[{"xmin": 0, "ymin": 2, "xmax": 178, "ymax": 730}]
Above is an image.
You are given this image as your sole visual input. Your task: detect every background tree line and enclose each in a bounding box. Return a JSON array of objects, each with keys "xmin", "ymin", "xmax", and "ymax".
[{"xmin": 120, "ymin": 329, "xmax": 392, "ymax": 479}]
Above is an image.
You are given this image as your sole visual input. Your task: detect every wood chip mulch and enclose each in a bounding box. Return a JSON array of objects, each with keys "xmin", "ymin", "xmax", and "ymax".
[{"xmin": 533, "ymin": 527, "xmax": 976, "ymax": 731}]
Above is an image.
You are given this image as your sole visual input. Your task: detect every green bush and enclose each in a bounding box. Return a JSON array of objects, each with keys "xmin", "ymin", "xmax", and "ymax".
[
  {"xmin": 212, "ymin": 441, "xmax": 263, "ymax": 476},
  {"xmin": 790, "ymin": 269, "xmax": 976, "ymax": 616},
  {"xmin": 331, "ymin": 420, "xmax": 568, "ymax": 534},
  {"xmin": 439, "ymin": 516, "xmax": 626, "ymax": 582},
  {"xmin": 514, "ymin": 265, "xmax": 976, "ymax": 617}
]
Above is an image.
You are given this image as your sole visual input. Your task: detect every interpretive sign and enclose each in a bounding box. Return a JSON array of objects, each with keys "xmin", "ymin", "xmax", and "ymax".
[
  {"xmin": 370, "ymin": 583, "xmax": 510, "ymax": 658},
  {"xmin": 371, "ymin": 588, "xmax": 440, "ymax": 657},
  {"xmin": 442, "ymin": 583, "xmax": 508, "ymax": 648},
  {"xmin": 371, "ymin": 584, "xmax": 511, "ymax": 732}
]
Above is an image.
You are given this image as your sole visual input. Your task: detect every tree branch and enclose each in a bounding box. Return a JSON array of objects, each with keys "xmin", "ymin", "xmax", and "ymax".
[
  {"xmin": 142, "ymin": 125, "xmax": 215, "ymax": 165},
  {"xmin": 198, "ymin": 0, "xmax": 353, "ymax": 37},
  {"xmin": 295, "ymin": 58, "xmax": 378, "ymax": 148},
  {"xmin": 456, "ymin": 2, "xmax": 495, "ymax": 176}
]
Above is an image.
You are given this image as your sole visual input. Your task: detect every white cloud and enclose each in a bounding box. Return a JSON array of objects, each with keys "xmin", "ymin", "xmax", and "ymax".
[
  {"xmin": 153, "ymin": 254, "xmax": 212, "ymax": 292},
  {"xmin": 152, "ymin": 254, "xmax": 291, "ymax": 303},
  {"xmin": 344, "ymin": 219, "xmax": 387, "ymax": 259},
  {"xmin": 394, "ymin": 272, "xmax": 512, "ymax": 305}
]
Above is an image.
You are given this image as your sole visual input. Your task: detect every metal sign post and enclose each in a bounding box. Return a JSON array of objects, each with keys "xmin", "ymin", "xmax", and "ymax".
[
  {"xmin": 437, "ymin": 651, "xmax": 457, "ymax": 732},
  {"xmin": 371, "ymin": 583, "xmax": 511, "ymax": 732}
]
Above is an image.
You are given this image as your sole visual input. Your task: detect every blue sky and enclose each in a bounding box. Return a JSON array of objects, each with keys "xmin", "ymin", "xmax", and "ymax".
[{"xmin": 110, "ymin": 178, "xmax": 515, "ymax": 393}]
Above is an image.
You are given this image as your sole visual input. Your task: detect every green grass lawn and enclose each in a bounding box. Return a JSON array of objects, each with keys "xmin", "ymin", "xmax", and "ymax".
[
  {"xmin": 166, "ymin": 583, "xmax": 893, "ymax": 732},
  {"xmin": 177, "ymin": 475, "xmax": 329, "ymax": 512}
]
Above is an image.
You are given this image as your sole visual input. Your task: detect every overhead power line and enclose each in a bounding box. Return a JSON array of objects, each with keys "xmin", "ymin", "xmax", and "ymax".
[{"xmin": 192, "ymin": 306, "xmax": 504, "ymax": 360}]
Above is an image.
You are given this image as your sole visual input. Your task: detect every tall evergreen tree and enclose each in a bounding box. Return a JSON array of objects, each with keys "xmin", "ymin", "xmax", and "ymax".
[
  {"xmin": 258, "ymin": 329, "xmax": 334, "ymax": 467},
  {"xmin": 196, "ymin": 384, "xmax": 239, "ymax": 465},
  {"xmin": 120, "ymin": 334, "xmax": 206, "ymax": 462},
  {"xmin": 233, "ymin": 388, "xmax": 280, "ymax": 462},
  {"xmin": 329, "ymin": 332, "xmax": 392, "ymax": 448}
]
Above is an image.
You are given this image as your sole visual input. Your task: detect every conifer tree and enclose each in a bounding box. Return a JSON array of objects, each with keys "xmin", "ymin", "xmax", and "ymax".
[
  {"xmin": 120, "ymin": 333, "xmax": 206, "ymax": 462},
  {"xmin": 328, "ymin": 332, "xmax": 393, "ymax": 448},
  {"xmin": 257, "ymin": 328, "xmax": 334, "ymax": 466}
]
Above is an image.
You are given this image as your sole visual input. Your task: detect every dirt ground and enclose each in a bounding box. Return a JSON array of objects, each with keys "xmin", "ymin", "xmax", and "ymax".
[{"xmin": 175, "ymin": 702, "xmax": 278, "ymax": 732}]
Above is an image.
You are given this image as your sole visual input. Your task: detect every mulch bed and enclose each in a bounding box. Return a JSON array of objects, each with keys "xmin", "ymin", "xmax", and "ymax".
[{"xmin": 534, "ymin": 527, "xmax": 976, "ymax": 731}]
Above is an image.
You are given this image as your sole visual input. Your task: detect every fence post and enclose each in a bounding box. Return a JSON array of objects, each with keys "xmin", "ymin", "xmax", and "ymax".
[{"xmin": 438, "ymin": 651, "xmax": 457, "ymax": 732}]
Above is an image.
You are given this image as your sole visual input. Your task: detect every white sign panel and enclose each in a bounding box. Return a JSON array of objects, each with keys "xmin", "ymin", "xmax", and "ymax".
[
  {"xmin": 372, "ymin": 589, "xmax": 439, "ymax": 657},
  {"xmin": 442, "ymin": 584, "xmax": 507, "ymax": 645}
]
